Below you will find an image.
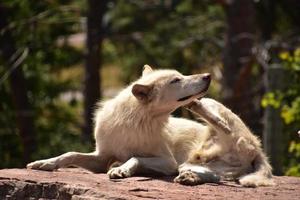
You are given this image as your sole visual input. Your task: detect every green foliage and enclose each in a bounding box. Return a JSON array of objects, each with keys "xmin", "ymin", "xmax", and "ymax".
[
  {"xmin": 261, "ymin": 92, "xmax": 283, "ymax": 109},
  {"xmin": 286, "ymin": 141, "xmax": 300, "ymax": 176},
  {"xmin": 103, "ymin": 0, "xmax": 224, "ymax": 83},
  {"xmin": 262, "ymin": 48, "xmax": 300, "ymax": 176},
  {"xmin": 0, "ymin": 0, "xmax": 91, "ymax": 168},
  {"xmin": 281, "ymin": 97, "xmax": 300, "ymax": 125}
]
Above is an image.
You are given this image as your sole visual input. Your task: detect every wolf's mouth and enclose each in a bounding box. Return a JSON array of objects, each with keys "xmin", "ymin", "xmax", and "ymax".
[
  {"xmin": 177, "ymin": 84, "xmax": 209, "ymax": 102},
  {"xmin": 178, "ymin": 95, "xmax": 193, "ymax": 102}
]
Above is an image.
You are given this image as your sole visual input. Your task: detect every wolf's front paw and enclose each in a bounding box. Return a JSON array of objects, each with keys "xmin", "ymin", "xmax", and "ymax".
[
  {"xmin": 174, "ymin": 170, "xmax": 203, "ymax": 186},
  {"xmin": 107, "ymin": 166, "xmax": 132, "ymax": 179},
  {"xmin": 27, "ymin": 159, "xmax": 58, "ymax": 171}
]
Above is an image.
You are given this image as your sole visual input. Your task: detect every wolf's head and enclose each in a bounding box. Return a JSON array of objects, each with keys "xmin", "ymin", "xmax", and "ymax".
[{"xmin": 131, "ymin": 65, "xmax": 211, "ymax": 115}]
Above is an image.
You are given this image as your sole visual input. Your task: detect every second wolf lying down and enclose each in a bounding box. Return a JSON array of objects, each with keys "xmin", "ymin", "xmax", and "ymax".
[{"xmin": 27, "ymin": 65, "xmax": 274, "ymax": 187}]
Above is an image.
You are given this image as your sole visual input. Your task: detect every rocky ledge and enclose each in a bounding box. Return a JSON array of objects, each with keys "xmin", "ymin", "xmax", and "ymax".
[{"xmin": 0, "ymin": 168, "xmax": 300, "ymax": 200}]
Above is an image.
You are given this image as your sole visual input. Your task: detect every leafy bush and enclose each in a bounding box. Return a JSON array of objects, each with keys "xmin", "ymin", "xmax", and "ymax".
[{"xmin": 262, "ymin": 48, "xmax": 300, "ymax": 176}]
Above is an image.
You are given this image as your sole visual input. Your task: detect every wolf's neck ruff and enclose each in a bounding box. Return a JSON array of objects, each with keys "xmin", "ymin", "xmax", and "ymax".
[{"xmin": 105, "ymin": 87, "xmax": 170, "ymax": 130}]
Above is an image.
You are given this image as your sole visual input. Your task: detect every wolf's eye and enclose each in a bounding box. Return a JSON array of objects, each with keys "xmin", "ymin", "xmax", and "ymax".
[{"xmin": 170, "ymin": 78, "xmax": 181, "ymax": 84}]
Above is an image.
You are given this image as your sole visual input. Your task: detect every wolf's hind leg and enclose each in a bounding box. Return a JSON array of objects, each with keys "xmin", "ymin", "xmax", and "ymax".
[
  {"xmin": 27, "ymin": 151, "xmax": 107, "ymax": 173},
  {"xmin": 189, "ymin": 144, "xmax": 223, "ymax": 164},
  {"xmin": 186, "ymin": 99, "xmax": 231, "ymax": 134},
  {"xmin": 174, "ymin": 163, "xmax": 220, "ymax": 185}
]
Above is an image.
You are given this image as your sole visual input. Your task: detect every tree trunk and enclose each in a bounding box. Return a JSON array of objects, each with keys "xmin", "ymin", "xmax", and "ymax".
[
  {"xmin": 263, "ymin": 64, "xmax": 284, "ymax": 175},
  {"xmin": 83, "ymin": 0, "xmax": 108, "ymax": 143},
  {"xmin": 0, "ymin": 5, "xmax": 36, "ymax": 165},
  {"xmin": 221, "ymin": 0, "xmax": 260, "ymax": 133},
  {"xmin": 259, "ymin": 0, "xmax": 284, "ymax": 175}
]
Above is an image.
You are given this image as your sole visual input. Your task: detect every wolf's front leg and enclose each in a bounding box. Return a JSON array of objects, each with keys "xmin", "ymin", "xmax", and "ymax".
[
  {"xmin": 27, "ymin": 151, "xmax": 107, "ymax": 173},
  {"xmin": 107, "ymin": 157, "xmax": 177, "ymax": 179}
]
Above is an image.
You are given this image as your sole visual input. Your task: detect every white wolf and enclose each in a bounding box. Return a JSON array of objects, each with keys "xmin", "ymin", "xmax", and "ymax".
[{"xmin": 27, "ymin": 65, "xmax": 274, "ymax": 187}]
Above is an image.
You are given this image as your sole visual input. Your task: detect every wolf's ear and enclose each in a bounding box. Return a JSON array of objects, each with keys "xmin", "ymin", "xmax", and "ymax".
[
  {"xmin": 142, "ymin": 64, "xmax": 153, "ymax": 76},
  {"xmin": 132, "ymin": 84, "xmax": 153, "ymax": 102}
]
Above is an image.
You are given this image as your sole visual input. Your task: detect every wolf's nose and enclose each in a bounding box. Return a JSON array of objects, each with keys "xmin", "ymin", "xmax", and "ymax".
[{"xmin": 202, "ymin": 73, "xmax": 211, "ymax": 81}]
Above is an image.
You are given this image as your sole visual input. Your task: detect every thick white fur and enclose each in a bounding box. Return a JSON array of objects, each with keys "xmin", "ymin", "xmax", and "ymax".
[{"xmin": 27, "ymin": 66, "xmax": 274, "ymax": 187}]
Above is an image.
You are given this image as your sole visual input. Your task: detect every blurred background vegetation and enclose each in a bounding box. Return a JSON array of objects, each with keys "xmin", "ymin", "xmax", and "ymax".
[{"xmin": 0, "ymin": 0, "xmax": 299, "ymax": 176}]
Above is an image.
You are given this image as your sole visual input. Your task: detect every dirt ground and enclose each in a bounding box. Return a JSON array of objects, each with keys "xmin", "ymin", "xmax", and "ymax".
[{"xmin": 0, "ymin": 168, "xmax": 300, "ymax": 200}]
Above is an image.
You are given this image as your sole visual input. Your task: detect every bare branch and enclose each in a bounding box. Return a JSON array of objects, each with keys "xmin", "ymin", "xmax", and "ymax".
[{"xmin": 0, "ymin": 48, "xmax": 29, "ymax": 86}]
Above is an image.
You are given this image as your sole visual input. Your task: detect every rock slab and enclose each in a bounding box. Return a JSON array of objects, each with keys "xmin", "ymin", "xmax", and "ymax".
[{"xmin": 0, "ymin": 168, "xmax": 300, "ymax": 200}]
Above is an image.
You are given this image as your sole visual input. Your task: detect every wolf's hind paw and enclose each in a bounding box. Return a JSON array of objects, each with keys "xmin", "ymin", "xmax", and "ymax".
[{"xmin": 174, "ymin": 171, "xmax": 203, "ymax": 186}]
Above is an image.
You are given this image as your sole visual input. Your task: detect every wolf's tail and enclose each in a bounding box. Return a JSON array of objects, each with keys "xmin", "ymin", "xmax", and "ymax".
[{"xmin": 239, "ymin": 152, "xmax": 275, "ymax": 187}]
